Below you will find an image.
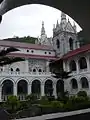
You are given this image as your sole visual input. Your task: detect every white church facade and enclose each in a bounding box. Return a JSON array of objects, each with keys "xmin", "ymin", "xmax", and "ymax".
[{"xmin": 0, "ymin": 12, "xmax": 90, "ymax": 102}]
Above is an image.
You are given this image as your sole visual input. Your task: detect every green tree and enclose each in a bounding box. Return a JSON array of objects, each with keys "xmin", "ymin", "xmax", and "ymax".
[
  {"xmin": 26, "ymin": 94, "xmax": 38, "ymax": 104},
  {"xmin": 6, "ymin": 95, "xmax": 20, "ymax": 113}
]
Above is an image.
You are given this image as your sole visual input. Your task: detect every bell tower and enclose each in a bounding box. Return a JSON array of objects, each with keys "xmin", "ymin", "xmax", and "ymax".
[{"xmin": 52, "ymin": 12, "xmax": 80, "ymax": 57}]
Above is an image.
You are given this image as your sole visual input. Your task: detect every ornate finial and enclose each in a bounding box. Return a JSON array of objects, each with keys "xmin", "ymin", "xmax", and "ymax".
[
  {"xmin": 61, "ymin": 12, "xmax": 66, "ymax": 20},
  {"xmin": 41, "ymin": 21, "xmax": 45, "ymax": 36},
  {"xmin": 53, "ymin": 24, "xmax": 55, "ymax": 29},
  {"xmin": 56, "ymin": 20, "xmax": 59, "ymax": 28}
]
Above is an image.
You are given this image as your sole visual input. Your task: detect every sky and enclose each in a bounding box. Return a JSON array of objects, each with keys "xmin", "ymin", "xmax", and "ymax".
[{"xmin": 0, "ymin": 4, "xmax": 82, "ymax": 39}]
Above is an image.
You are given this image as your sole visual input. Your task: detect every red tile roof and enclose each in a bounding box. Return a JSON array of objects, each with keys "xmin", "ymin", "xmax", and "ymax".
[
  {"xmin": 62, "ymin": 44, "xmax": 90, "ymax": 59},
  {"xmin": 0, "ymin": 40, "xmax": 54, "ymax": 51},
  {"xmin": 7, "ymin": 53, "xmax": 56, "ymax": 60}
]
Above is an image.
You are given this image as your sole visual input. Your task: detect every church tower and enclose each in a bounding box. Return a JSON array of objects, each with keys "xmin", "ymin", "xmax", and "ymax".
[
  {"xmin": 37, "ymin": 21, "xmax": 53, "ymax": 46},
  {"xmin": 52, "ymin": 12, "xmax": 80, "ymax": 57}
]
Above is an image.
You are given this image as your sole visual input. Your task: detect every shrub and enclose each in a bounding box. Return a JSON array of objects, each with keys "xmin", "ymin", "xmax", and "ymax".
[
  {"xmin": 50, "ymin": 101, "xmax": 64, "ymax": 108},
  {"xmin": 77, "ymin": 91, "xmax": 87, "ymax": 97},
  {"xmin": 6, "ymin": 95, "xmax": 20, "ymax": 113},
  {"xmin": 38, "ymin": 96, "xmax": 49, "ymax": 105},
  {"xmin": 47, "ymin": 96, "xmax": 55, "ymax": 101},
  {"xmin": 26, "ymin": 94, "xmax": 38, "ymax": 104}
]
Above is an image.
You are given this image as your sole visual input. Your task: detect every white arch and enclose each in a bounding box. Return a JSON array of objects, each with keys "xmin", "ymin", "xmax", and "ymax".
[
  {"xmin": 78, "ymin": 56, "xmax": 87, "ymax": 69},
  {"xmin": 43, "ymin": 77, "xmax": 54, "ymax": 85},
  {"xmin": 79, "ymin": 75, "xmax": 89, "ymax": 83},
  {"xmin": 69, "ymin": 77, "xmax": 78, "ymax": 84},
  {"xmin": 79, "ymin": 75, "xmax": 89, "ymax": 88},
  {"xmin": 16, "ymin": 77, "xmax": 29, "ymax": 84},
  {"xmin": 30, "ymin": 77, "xmax": 42, "ymax": 85},
  {"xmin": 0, "ymin": 77, "xmax": 15, "ymax": 85}
]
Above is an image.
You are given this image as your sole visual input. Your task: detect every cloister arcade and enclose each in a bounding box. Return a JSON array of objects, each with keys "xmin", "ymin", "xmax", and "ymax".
[
  {"xmin": 0, "ymin": 74, "xmax": 89, "ymax": 101},
  {"xmin": 0, "ymin": 77, "xmax": 65, "ymax": 101},
  {"xmin": 69, "ymin": 56, "xmax": 89, "ymax": 72}
]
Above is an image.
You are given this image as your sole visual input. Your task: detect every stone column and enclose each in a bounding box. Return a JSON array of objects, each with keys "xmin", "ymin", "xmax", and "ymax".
[
  {"xmin": 76, "ymin": 60, "xmax": 79, "ymax": 74},
  {"xmin": 14, "ymin": 84, "xmax": 17, "ymax": 96},
  {"xmin": 28, "ymin": 84, "xmax": 31, "ymax": 95},
  {"xmin": 53, "ymin": 82, "xmax": 57, "ymax": 98},
  {"xmin": 86, "ymin": 56, "xmax": 90, "ymax": 71},
  {"xmin": 67, "ymin": 39, "xmax": 70, "ymax": 52},
  {"xmin": 63, "ymin": 61, "xmax": 66, "ymax": 71},
  {"xmin": 67, "ymin": 61, "xmax": 70, "ymax": 72},
  {"xmin": 78, "ymin": 81, "xmax": 81, "ymax": 91},
  {"xmin": 41, "ymin": 83, "xmax": 45, "ymax": 96}
]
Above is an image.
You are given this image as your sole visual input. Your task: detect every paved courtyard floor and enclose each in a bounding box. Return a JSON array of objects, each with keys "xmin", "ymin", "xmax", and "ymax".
[{"xmin": 16, "ymin": 108, "xmax": 90, "ymax": 120}]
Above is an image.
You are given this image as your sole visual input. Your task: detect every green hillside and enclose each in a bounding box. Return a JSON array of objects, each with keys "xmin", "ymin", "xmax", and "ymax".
[{"xmin": 3, "ymin": 36, "xmax": 37, "ymax": 44}]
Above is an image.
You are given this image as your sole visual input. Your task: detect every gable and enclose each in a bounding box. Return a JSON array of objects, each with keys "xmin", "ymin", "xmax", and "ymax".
[{"xmin": 65, "ymin": 22, "xmax": 75, "ymax": 33}]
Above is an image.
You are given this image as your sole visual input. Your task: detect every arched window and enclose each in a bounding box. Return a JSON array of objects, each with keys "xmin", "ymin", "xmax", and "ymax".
[
  {"xmin": 2, "ymin": 80, "xmax": 13, "ymax": 96},
  {"xmin": 79, "ymin": 57, "xmax": 87, "ymax": 69},
  {"xmin": 11, "ymin": 68, "xmax": 13, "ymax": 71},
  {"xmin": 69, "ymin": 38, "xmax": 73, "ymax": 50},
  {"xmin": 80, "ymin": 77, "xmax": 89, "ymax": 88},
  {"xmin": 11, "ymin": 68, "xmax": 13, "ymax": 74},
  {"xmin": 17, "ymin": 80, "xmax": 28, "ymax": 94},
  {"xmin": 44, "ymin": 80, "xmax": 53, "ymax": 96},
  {"xmin": 71, "ymin": 79, "xmax": 78, "ymax": 89},
  {"xmin": 16, "ymin": 68, "xmax": 20, "ymax": 74},
  {"xmin": 31, "ymin": 80, "xmax": 41, "ymax": 96},
  {"xmin": 70, "ymin": 60, "xmax": 76, "ymax": 71},
  {"xmin": 33, "ymin": 69, "xmax": 36, "ymax": 72},
  {"xmin": 39, "ymin": 69, "xmax": 42, "ymax": 72},
  {"xmin": 56, "ymin": 39, "xmax": 60, "ymax": 49},
  {"xmin": 56, "ymin": 80, "xmax": 64, "ymax": 96}
]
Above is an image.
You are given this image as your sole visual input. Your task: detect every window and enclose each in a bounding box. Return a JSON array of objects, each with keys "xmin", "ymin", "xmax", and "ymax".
[
  {"xmin": 33, "ymin": 69, "xmax": 36, "ymax": 72},
  {"xmin": 70, "ymin": 60, "xmax": 76, "ymax": 71},
  {"xmin": 45, "ymin": 52, "xmax": 47, "ymax": 54},
  {"xmin": 27, "ymin": 50, "xmax": 29, "ymax": 52},
  {"xmin": 39, "ymin": 69, "xmax": 42, "ymax": 72},
  {"xmin": 56, "ymin": 39, "xmax": 60, "ymax": 49},
  {"xmin": 16, "ymin": 68, "xmax": 20, "ymax": 74},
  {"xmin": 16, "ymin": 68, "xmax": 20, "ymax": 72},
  {"xmin": 11, "ymin": 68, "xmax": 13, "ymax": 74},
  {"xmin": 71, "ymin": 79, "xmax": 78, "ymax": 89},
  {"xmin": 11, "ymin": 68, "xmax": 13, "ymax": 71},
  {"xmin": 79, "ymin": 57, "xmax": 87, "ymax": 69},
  {"xmin": 69, "ymin": 38, "xmax": 73, "ymax": 50},
  {"xmin": 31, "ymin": 50, "xmax": 34, "ymax": 53},
  {"xmin": 49, "ymin": 52, "xmax": 51, "ymax": 54},
  {"xmin": 80, "ymin": 77, "xmax": 89, "ymax": 88}
]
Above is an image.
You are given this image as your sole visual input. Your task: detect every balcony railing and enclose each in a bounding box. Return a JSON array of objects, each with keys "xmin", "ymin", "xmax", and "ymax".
[
  {"xmin": 79, "ymin": 68, "xmax": 87, "ymax": 73},
  {"xmin": 0, "ymin": 71, "xmax": 52, "ymax": 76}
]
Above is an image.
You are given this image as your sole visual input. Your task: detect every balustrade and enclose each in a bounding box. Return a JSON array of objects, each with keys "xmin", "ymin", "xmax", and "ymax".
[
  {"xmin": 17, "ymin": 94, "xmax": 26, "ymax": 101},
  {"xmin": 0, "ymin": 71, "xmax": 52, "ymax": 76}
]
